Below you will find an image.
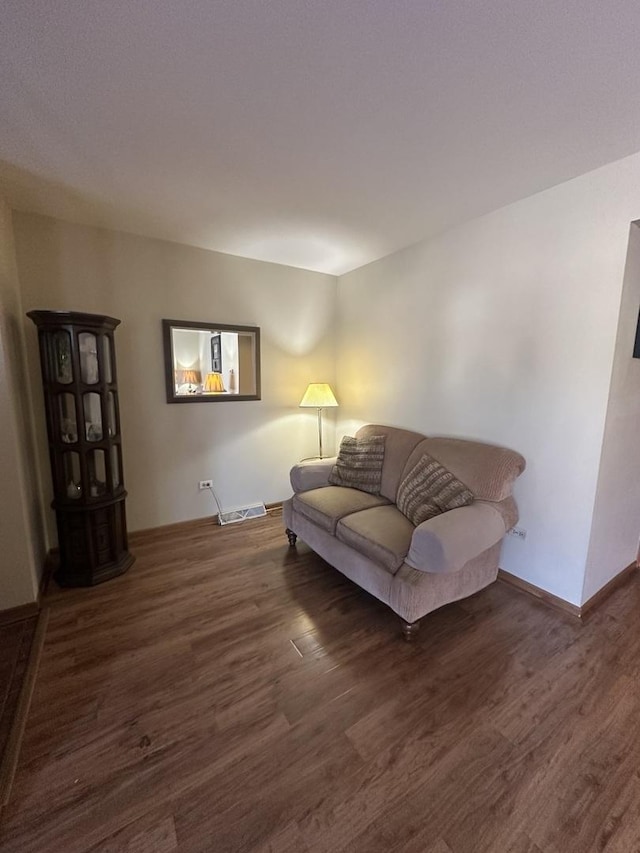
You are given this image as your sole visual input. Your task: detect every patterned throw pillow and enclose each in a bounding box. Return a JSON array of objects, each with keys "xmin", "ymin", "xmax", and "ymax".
[
  {"xmin": 328, "ymin": 435, "xmax": 386, "ymax": 495},
  {"xmin": 397, "ymin": 453, "xmax": 474, "ymax": 526}
]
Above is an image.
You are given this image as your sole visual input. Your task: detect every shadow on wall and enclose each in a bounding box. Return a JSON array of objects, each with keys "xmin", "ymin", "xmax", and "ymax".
[
  {"xmin": 0, "ymin": 159, "xmax": 181, "ymax": 255},
  {"xmin": 3, "ymin": 310, "xmax": 48, "ymax": 568},
  {"xmin": 248, "ymin": 273, "xmax": 336, "ymax": 356}
]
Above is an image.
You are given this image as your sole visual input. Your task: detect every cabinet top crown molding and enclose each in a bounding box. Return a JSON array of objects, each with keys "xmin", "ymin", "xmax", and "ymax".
[{"xmin": 27, "ymin": 310, "xmax": 121, "ymax": 330}]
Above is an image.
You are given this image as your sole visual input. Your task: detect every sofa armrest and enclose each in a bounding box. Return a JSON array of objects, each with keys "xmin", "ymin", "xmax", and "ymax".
[
  {"xmin": 290, "ymin": 457, "xmax": 337, "ymax": 493},
  {"xmin": 406, "ymin": 501, "xmax": 507, "ymax": 574}
]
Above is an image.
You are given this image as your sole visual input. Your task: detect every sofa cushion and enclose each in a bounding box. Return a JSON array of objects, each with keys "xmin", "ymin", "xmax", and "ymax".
[
  {"xmin": 356, "ymin": 424, "xmax": 426, "ymax": 502},
  {"xmin": 328, "ymin": 434, "xmax": 386, "ymax": 494},
  {"xmin": 293, "ymin": 486, "xmax": 390, "ymax": 534},
  {"xmin": 397, "ymin": 453, "xmax": 475, "ymax": 526},
  {"xmin": 402, "ymin": 437, "xmax": 526, "ymax": 503},
  {"xmin": 336, "ymin": 505, "xmax": 415, "ymax": 574}
]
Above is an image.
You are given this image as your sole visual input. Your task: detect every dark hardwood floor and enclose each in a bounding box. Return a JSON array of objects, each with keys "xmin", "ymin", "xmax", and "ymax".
[
  {"xmin": 1, "ymin": 512, "xmax": 640, "ymax": 852},
  {"xmin": 0, "ymin": 615, "xmax": 39, "ymax": 795},
  {"xmin": 0, "ymin": 617, "xmax": 37, "ymax": 747}
]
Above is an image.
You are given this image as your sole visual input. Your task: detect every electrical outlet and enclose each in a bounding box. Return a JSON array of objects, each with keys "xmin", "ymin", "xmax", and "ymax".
[
  {"xmin": 508, "ymin": 526, "xmax": 527, "ymax": 540},
  {"xmin": 199, "ymin": 480, "xmax": 213, "ymax": 490}
]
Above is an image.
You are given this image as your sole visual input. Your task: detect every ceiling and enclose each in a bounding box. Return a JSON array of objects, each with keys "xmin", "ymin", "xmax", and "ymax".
[{"xmin": 2, "ymin": 1, "xmax": 640, "ymax": 275}]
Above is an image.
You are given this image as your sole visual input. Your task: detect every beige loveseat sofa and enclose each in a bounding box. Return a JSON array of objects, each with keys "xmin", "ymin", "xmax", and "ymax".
[{"xmin": 283, "ymin": 424, "xmax": 526, "ymax": 639}]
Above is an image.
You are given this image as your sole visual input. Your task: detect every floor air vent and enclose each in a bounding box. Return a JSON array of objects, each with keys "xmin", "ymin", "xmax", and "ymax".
[{"xmin": 217, "ymin": 503, "xmax": 267, "ymax": 525}]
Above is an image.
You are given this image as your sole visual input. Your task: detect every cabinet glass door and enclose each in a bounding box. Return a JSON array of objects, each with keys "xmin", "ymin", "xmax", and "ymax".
[
  {"xmin": 107, "ymin": 391, "xmax": 117, "ymax": 437},
  {"xmin": 102, "ymin": 335, "xmax": 113, "ymax": 383},
  {"xmin": 63, "ymin": 452, "xmax": 82, "ymax": 499},
  {"xmin": 58, "ymin": 393, "xmax": 78, "ymax": 443},
  {"xmin": 52, "ymin": 331, "xmax": 73, "ymax": 384},
  {"xmin": 83, "ymin": 393, "xmax": 103, "ymax": 440},
  {"xmin": 79, "ymin": 332, "xmax": 99, "ymax": 384}
]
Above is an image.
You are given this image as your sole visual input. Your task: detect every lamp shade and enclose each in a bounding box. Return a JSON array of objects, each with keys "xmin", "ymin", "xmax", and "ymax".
[
  {"xmin": 182, "ymin": 369, "xmax": 201, "ymax": 385},
  {"xmin": 299, "ymin": 383, "xmax": 338, "ymax": 408},
  {"xmin": 204, "ymin": 372, "xmax": 226, "ymax": 392}
]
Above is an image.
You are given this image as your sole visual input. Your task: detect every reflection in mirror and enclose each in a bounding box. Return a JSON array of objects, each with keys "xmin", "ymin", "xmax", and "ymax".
[{"xmin": 162, "ymin": 320, "xmax": 261, "ymax": 403}]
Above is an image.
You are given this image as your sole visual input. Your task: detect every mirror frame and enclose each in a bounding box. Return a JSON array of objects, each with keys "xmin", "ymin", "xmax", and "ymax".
[{"xmin": 162, "ymin": 319, "xmax": 261, "ymax": 403}]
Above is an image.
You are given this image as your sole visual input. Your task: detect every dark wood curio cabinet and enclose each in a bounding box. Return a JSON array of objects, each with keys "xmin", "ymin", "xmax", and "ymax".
[{"xmin": 27, "ymin": 310, "xmax": 134, "ymax": 587}]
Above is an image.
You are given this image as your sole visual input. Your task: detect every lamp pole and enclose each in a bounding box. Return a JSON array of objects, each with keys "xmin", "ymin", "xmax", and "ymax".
[{"xmin": 317, "ymin": 407, "xmax": 324, "ymax": 459}]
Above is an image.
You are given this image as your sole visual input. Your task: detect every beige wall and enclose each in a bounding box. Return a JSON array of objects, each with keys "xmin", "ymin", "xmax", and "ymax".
[
  {"xmin": 583, "ymin": 222, "xmax": 640, "ymax": 600},
  {"xmin": 0, "ymin": 199, "xmax": 43, "ymax": 608},
  {"xmin": 13, "ymin": 213, "xmax": 338, "ymax": 541},
  {"xmin": 9, "ymin": 152, "xmax": 640, "ymax": 608},
  {"xmin": 337, "ymin": 151, "xmax": 640, "ymax": 606}
]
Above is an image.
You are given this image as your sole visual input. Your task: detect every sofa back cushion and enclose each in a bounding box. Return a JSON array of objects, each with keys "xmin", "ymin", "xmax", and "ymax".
[
  {"xmin": 397, "ymin": 453, "xmax": 475, "ymax": 525},
  {"xmin": 356, "ymin": 424, "xmax": 426, "ymax": 502},
  {"xmin": 401, "ymin": 437, "xmax": 526, "ymax": 503}
]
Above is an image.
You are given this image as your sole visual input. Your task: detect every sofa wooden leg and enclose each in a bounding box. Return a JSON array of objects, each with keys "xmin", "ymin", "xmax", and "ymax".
[
  {"xmin": 286, "ymin": 528, "xmax": 297, "ymax": 547},
  {"xmin": 401, "ymin": 619, "xmax": 420, "ymax": 641}
]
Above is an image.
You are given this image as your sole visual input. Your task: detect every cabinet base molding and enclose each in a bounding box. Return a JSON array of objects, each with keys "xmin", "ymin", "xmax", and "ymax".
[
  {"xmin": 54, "ymin": 551, "xmax": 135, "ymax": 588},
  {"xmin": 54, "ymin": 495, "xmax": 134, "ymax": 587}
]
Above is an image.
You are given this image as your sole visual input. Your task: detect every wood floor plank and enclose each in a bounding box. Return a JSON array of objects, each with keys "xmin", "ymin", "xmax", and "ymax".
[
  {"xmin": 171, "ymin": 702, "xmax": 363, "ymax": 850},
  {"xmin": 334, "ymin": 725, "xmax": 513, "ymax": 853},
  {"xmin": 2, "ymin": 514, "xmax": 640, "ymax": 852},
  {"xmin": 87, "ymin": 811, "xmax": 178, "ymax": 853},
  {"xmin": 248, "ymin": 820, "xmax": 310, "ymax": 853},
  {"xmin": 419, "ymin": 841, "xmax": 455, "ymax": 853},
  {"xmin": 596, "ymin": 773, "xmax": 640, "ymax": 852}
]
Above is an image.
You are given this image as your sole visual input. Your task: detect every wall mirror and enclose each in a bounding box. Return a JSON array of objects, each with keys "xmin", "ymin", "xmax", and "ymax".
[{"xmin": 162, "ymin": 319, "xmax": 261, "ymax": 403}]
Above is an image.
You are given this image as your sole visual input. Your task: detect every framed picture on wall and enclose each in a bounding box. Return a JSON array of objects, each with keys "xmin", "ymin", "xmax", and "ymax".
[{"xmin": 211, "ymin": 334, "xmax": 222, "ymax": 372}]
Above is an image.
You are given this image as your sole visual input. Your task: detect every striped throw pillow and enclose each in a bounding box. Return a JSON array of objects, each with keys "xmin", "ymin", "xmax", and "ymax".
[
  {"xmin": 397, "ymin": 453, "xmax": 474, "ymax": 526},
  {"xmin": 328, "ymin": 435, "xmax": 386, "ymax": 495}
]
